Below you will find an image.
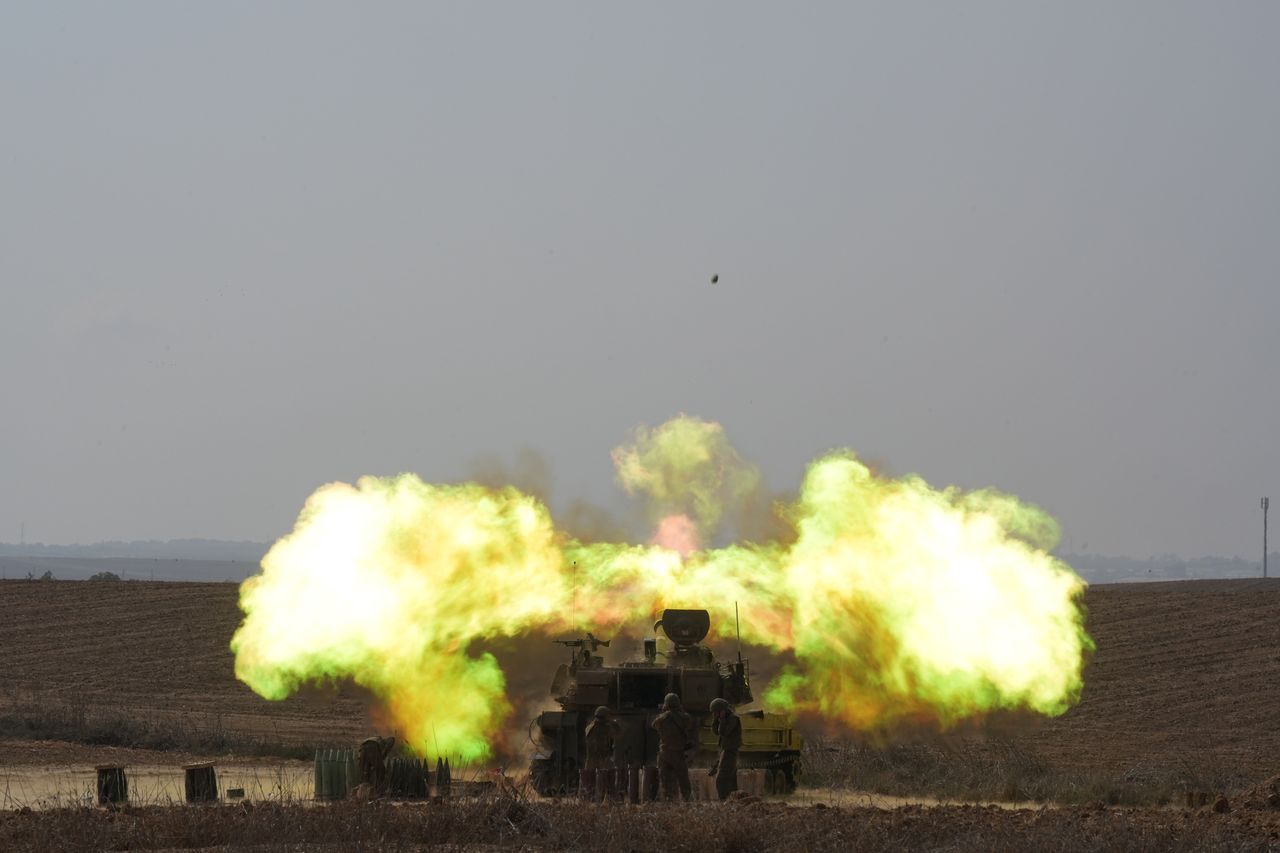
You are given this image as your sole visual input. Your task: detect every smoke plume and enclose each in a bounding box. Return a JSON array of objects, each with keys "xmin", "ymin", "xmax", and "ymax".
[{"xmin": 232, "ymin": 415, "xmax": 1091, "ymax": 761}]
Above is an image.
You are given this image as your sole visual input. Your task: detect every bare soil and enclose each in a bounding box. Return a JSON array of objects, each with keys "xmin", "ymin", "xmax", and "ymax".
[
  {"xmin": 0, "ymin": 581, "xmax": 372, "ymax": 753},
  {"xmin": 0, "ymin": 739, "xmax": 218, "ymax": 768},
  {"xmin": 4, "ymin": 798, "xmax": 1280, "ymax": 853},
  {"xmin": 1021, "ymin": 577, "xmax": 1280, "ymax": 779},
  {"xmin": 2, "ymin": 577, "xmax": 1280, "ymax": 793}
]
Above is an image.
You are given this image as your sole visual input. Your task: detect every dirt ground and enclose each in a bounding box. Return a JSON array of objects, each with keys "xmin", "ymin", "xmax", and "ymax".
[
  {"xmin": 1019, "ymin": 577, "xmax": 1280, "ymax": 779},
  {"xmin": 4, "ymin": 577, "xmax": 1280, "ymax": 849},
  {"xmin": 0, "ymin": 581, "xmax": 373, "ymax": 749},
  {"xmin": 2, "ymin": 577, "xmax": 1280, "ymax": 784},
  {"xmin": 4, "ymin": 798, "xmax": 1280, "ymax": 852},
  {"xmin": 0, "ymin": 739, "xmax": 223, "ymax": 769}
]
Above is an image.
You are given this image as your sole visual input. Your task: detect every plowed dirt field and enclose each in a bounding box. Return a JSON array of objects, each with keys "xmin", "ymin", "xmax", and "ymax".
[
  {"xmin": 2, "ymin": 578, "xmax": 1280, "ymax": 784},
  {"xmin": 0, "ymin": 581, "xmax": 370, "ymax": 751}
]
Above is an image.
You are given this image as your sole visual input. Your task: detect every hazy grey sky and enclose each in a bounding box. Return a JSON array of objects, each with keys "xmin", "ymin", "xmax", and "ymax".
[{"xmin": 2, "ymin": 2, "xmax": 1277, "ymax": 559}]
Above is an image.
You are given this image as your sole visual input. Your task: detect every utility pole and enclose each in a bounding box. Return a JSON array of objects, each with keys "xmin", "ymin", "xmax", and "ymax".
[{"xmin": 1264, "ymin": 497, "xmax": 1270, "ymax": 579}]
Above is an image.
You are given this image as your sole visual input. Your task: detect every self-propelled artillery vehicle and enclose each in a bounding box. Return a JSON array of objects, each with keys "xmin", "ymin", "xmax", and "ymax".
[{"xmin": 528, "ymin": 608, "xmax": 802, "ymax": 795}]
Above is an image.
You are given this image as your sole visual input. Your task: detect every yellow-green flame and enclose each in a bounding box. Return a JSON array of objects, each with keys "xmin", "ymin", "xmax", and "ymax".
[{"xmin": 231, "ymin": 416, "xmax": 1091, "ymax": 761}]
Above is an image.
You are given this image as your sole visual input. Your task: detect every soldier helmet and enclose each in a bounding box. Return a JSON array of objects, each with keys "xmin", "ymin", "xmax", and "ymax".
[
  {"xmin": 709, "ymin": 698, "xmax": 731, "ymax": 713},
  {"xmin": 594, "ymin": 706, "xmax": 610, "ymax": 719},
  {"xmin": 662, "ymin": 692, "xmax": 682, "ymax": 710}
]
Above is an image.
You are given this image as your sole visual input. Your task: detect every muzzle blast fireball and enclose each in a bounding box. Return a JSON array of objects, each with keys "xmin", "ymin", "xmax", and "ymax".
[{"xmin": 231, "ymin": 416, "xmax": 1091, "ymax": 761}]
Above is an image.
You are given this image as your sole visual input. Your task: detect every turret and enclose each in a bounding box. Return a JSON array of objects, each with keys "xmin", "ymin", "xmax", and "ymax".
[{"xmin": 653, "ymin": 609, "xmax": 714, "ymax": 666}]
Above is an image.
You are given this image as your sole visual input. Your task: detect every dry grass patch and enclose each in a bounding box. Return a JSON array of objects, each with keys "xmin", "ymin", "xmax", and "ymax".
[{"xmin": 4, "ymin": 797, "xmax": 1280, "ymax": 853}]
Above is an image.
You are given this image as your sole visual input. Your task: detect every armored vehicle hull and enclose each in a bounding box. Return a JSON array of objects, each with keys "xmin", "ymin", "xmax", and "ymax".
[{"xmin": 528, "ymin": 609, "xmax": 802, "ymax": 796}]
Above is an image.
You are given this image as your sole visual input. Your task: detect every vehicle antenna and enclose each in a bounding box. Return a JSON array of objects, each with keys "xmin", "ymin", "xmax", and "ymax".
[{"xmin": 735, "ymin": 601, "xmax": 742, "ymax": 662}]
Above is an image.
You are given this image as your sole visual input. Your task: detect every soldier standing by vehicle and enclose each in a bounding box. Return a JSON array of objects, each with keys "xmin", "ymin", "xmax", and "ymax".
[
  {"xmin": 584, "ymin": 706, "xmax": 621, "ymax": 771},
  {"xmin": 357, "ymin": 735, "xmax": 395, "ymax": 796},
  {"xmin": 708, "ymin": 698, "xmax": 741, "ymax": 800},
  {"xmin": 651, "ymin": 693, "xmax": 695, "ymax": 801}
]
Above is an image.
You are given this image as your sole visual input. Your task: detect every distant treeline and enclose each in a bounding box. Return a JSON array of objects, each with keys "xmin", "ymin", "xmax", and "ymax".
[
  {"xmin": 0, "ymin": 540, "xmax": 1272, "ymax": 584},
  {"xmin": 1060, "ymin": 552, "xmax": 1274, "ymax": 584},
  {"xmin": 0, "ymin": 556, "xmax": 257, "ymax": 582},
  {"xmin": 0, "ymin": 538, "xmax": 269, "ymax": 562}
]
